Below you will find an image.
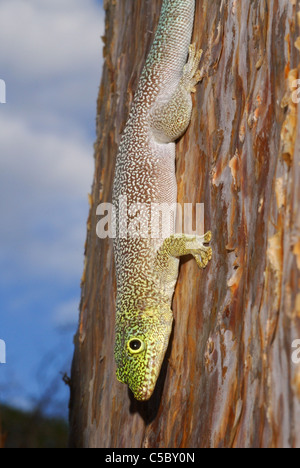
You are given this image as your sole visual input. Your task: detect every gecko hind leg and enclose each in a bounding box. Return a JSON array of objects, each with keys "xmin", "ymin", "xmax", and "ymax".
[
  {"xmin": 150, "ymin": 44, "xmax": 204, "ymax": 144},
  {"xmin": 182, "ymin": 44, "xmax": 203, "ymax": 93}
]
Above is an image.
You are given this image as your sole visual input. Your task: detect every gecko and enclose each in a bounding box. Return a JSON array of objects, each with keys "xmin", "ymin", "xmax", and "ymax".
[{"xmin": 112, "ymin": 0, "xmax": 212, "ymax": 401}]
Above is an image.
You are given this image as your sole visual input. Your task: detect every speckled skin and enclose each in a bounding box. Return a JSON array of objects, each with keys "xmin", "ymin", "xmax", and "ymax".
[{"xmin": 112, "ymin": 0, "xmax": 212, "ymax": 401}]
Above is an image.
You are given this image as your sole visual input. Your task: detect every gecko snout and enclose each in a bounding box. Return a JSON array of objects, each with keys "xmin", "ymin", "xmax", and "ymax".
[{"xmin": 114, "ymin": 306, "xmax": 173, "ymax": 400}]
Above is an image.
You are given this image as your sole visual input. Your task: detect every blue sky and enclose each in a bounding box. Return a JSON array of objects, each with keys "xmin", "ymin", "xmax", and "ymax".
[{"xmin": 0, "ymin": 0, "xmax": 104, "ymax": 417}]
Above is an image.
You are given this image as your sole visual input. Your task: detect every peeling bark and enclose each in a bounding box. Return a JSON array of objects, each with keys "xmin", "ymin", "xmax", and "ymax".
[{"xmin": 69, "ymin": 0, "xmax": 300, "ymax": 448}]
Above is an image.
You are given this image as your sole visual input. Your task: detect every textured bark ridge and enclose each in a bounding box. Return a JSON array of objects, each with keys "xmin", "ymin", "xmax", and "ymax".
[{"xmin": 69, "ymin": 0, "xmax": 300, "ymax": 448}]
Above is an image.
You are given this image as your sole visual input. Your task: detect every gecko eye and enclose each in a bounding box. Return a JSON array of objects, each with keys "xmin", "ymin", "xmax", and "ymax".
[{"xmin": 127, "ymin": 338, "xmax": 145, "ymax": 354}]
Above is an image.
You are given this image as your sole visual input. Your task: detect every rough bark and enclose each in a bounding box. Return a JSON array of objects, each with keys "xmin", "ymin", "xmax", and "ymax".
[{"xmin": 69, "ymin": 0, "xmax": 300, "ymax": 448}]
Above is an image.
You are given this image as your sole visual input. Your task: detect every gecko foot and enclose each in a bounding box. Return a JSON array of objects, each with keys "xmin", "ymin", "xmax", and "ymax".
[
  {"xmin": 185, "ymin": 232, "xmax": 212, "ymax": 269},
  {"xmin": 159, "ymin": 232, "xmax": 212, "ymax": 269},
  {"xmin": 193, "ymin": 246, "xmax": 213, "ymax": 269},
  {"xmin": 183, "ymin": 44, "xmax": 203, "ymax": 93}
]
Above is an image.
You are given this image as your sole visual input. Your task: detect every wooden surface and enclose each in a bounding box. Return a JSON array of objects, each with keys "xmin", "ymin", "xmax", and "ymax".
[{"xmin": 69, "ymin": 0, "xmax": 300, "ymax": 448}]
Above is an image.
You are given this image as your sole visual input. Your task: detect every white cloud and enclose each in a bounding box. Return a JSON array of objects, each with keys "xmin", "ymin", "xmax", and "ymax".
[
  {"xmin": 0, "ymin": 0, "xmax": 104, "ymax": 134},
  {"xmin": 0, "ymin": 115, "xmax": 93, "ymax": 197},
  {"xmin": 4, "ymin": 395, "xmax": 34, "ymax": 413},
  {"xmin": 53, "ymin": 298, "xmax": 80, "ymax": 327},
  {"xmin": 0, "ymin": 114, "xmax": 93, "ymax": 282},
  {"xmin": 0, "ymin": 0, "xmax": 103, "ymax": 80},
  {"xmin": 0, "ymin": 1, "xmax": 104, "ymax": 285},
  {"xmin": 0, "ymin": 0, "xmax": 104, "ymax": 413}
]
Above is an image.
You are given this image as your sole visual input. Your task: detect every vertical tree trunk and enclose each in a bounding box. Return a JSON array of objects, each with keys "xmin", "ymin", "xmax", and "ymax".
[{"xmin": 69, "ymin": 0, "xmax": 300, "ymax": 448}]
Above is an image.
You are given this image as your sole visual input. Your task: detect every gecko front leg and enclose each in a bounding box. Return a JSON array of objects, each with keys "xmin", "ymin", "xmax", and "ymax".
[
  {"xmin": 155, "ymin": 232, "xmax": 212, "ymax": 299},
  {"xmin": 157, "ymin": 231, "xmax": 212, "ymax": 270}
]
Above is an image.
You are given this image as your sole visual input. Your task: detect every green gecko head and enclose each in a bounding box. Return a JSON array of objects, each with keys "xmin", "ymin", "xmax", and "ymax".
[{"xmin": 114, "ymin": 305, "xmax": 173, "ymax": 401}]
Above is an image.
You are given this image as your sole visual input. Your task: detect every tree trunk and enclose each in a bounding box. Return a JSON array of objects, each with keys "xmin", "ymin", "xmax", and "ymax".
[{"xmin": 69, "ymin": 0, "xmax": 300, "ymax": 448}]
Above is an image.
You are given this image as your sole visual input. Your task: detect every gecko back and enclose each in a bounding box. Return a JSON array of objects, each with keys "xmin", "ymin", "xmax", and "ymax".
[{"xmin": 112, "ymin": 0, "xmax": 212, "ymax": 401}]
